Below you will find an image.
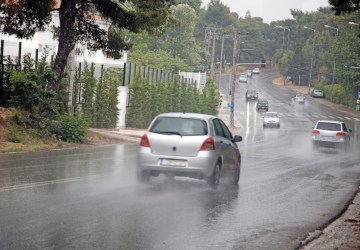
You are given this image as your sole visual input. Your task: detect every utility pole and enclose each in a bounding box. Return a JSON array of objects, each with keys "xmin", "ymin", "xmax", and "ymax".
[
  {"xmin": 218, "ymin": 33, "xmax": 225, "ymax": 89},
  {"xmin": 230, "ymin": 33, "xmax": 238, "ymax": 129},
  {"xmin": 210, "ymin": 31, "xmax": 216, "ymax": 80},
  {"xmin": 304, "ymin": 26, "xmax": 317, "ymax": 95}
]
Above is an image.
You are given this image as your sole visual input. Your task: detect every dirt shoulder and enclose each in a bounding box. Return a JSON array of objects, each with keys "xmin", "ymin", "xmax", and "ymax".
[{"xmin": 299, "ymin": 188, "xmax": 360, "ymax": 250}]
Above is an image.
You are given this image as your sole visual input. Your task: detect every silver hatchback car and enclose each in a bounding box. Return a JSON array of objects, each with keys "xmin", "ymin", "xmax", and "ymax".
[
  {"xmin": 311, "ymin": 120, "xmax": 352, "ymax": 150},
  {"xmin": 137, "ymin": 113, "xmax": 242, "ymax": 188}
]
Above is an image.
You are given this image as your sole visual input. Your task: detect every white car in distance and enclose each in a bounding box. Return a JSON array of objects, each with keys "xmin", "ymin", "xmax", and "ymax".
[
  {"xmin": 263, "ymin": 112, "xmax": 280, "ymax": 128},
  {"xmin": 239, "ymin": 73, "xmax": 248, "ymax": 83}
]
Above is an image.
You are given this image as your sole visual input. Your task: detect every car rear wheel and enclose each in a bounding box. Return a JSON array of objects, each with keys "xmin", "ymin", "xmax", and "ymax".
[
  {"xmin": 207, "ymin": 161, "xmax": 221, "ymax": 189},
  {"xmin": 227, "ymin": 165, "xmax": 240, "ymax": 185}
]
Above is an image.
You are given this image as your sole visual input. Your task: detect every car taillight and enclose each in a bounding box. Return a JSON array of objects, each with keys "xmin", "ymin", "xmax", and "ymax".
[
  {"xmin": 140, "ymin": 134, "xmax": 151, "ymax": 147},
  {"xmin": 312, "ymin": 130, "xmax": 320, "ymax": 134},
  {"xmin": 336, "ymin": 132, "xmax": 346, "ymax": 136},
  {"xmin": 200, "ymin": 137, "xmax": 215, "ymax": 151}
]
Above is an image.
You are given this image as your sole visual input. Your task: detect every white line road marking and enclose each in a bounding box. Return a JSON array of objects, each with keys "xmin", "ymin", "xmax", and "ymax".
[{"xmin": 0, "ymin": 173, "xmax": 110, "ymax": 192}]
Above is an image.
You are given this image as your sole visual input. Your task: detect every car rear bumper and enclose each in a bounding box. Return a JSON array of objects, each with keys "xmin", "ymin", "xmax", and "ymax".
[
  {"xmin": 264, "ymin": 122, "xmax": 279, "ymax": 127},
  {"xmin": 312, "ymin": 139, "xmax": 346, "ymax": 148},
  {"xmin": 247, "ymin": 97, "xmax": 258, "ymax": 101},
  {"xmin": 137, "ymin": 148, "xmax": 218, "ymax": 178}
]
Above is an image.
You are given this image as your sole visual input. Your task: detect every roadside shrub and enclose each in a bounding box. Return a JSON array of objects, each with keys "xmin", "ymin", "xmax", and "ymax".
[
  {"xmin": 53, "ymin": 114, "xmax": 89, "ymax": 143},
  {"xmin": 7, "ymin": 128, "xmax": 21, "ymax": 143},
  {"xmin": 10, "ymin": 112, "xmax": 24, "ymax": 125}
]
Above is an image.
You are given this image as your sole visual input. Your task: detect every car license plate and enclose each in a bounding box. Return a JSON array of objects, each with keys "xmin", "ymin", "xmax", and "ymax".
[
  {"xmin": 159, "ymin": 159, "xmax": 187, "ymax": 167},
  {"xmin": 321, "ymin": 136, "xmax": 334, "ymax": 141}
]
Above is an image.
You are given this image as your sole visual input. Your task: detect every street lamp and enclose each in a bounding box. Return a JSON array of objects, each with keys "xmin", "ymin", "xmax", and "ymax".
[
  {"xmin": 277, "ymin": 26, "xmax": 291, "ymax": 50},
  {"xmin": 324, "ymin": 24, "xmax": 339, "ymax": 101},
  {"xmin": 276, "ymin": 25, "xmax": 286, "ymax": 49},
  {"xmin": 304, "ymin": 26, "xmax": 317, "ymax": 94},
  {"xmin": 349, "ymin": 21, "xmax": 359, "ymax": 25}
]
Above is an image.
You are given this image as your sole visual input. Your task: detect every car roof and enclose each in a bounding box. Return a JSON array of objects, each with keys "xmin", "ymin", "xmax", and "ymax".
[
  {"xmin": 247, "ymin": 89, "xmax": 256, "ymax": 92},
  {"xmin": 156, "ymin": 112, "xmax": 217, "ymax": 121},
  {"xmin": 265, "ymin": 112, "xmax": 278, "ymax": 115},
  {"xmin": 316, "ymin": 120, "xmax": 343, "ymax": 124},
  {"xmin": 258, "ymin": 98, "xmax": 268, "ymax": 102}
]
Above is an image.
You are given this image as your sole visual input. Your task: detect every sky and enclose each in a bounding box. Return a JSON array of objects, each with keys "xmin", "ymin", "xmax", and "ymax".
[{"xmin": 201, "ymin": 0, "xmax": 330, "ymax": 24}]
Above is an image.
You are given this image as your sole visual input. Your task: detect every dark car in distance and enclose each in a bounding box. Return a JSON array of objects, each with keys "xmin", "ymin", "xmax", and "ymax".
[
  {"xmin": 257, "ymin": 99, "xmax": 269, "ymax": 111},
  {"xmin": 245, "ymin": 90, "xmax": 258, "ymax": 101}
]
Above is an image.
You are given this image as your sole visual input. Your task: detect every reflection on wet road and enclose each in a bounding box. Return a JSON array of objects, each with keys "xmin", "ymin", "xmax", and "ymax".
[{"xmin": 0, "ymin": 72, "xmax": 359, "ymax": 250}]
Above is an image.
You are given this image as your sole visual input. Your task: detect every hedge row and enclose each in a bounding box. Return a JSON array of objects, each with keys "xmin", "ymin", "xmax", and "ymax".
[{"xmin": 126, "ymin": 76, "xmax": 219, "ymax": 129}]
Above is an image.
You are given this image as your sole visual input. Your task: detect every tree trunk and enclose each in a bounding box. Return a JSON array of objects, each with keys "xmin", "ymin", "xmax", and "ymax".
[{"xmin": 51, "ymin": 0, "xmax": 77, "ymax": 92}]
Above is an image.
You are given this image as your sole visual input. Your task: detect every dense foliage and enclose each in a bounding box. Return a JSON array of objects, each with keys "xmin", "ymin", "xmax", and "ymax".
[
  {"xmin": 3, "ymin": 53, "xmax": 121, "ymax": 143},
  {"xmin": 53, "ymin": 114, "xmax": 89, "ymax": 143},
  {"xmin": 126, "ymin": 77, "xmax": 219, "ymax": 128},
  {"xmin": 2, "ymin": 0, "xmax": 360, "ymax": 141},
  {"xmin": 0, "ymin": 0, "xmax": 176, "ymax": 91}
]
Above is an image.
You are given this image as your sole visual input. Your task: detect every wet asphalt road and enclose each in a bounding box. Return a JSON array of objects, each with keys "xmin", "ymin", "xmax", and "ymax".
[{"xmin": 0, "ymin": 72, "xmax": 359, "ymax": 250}]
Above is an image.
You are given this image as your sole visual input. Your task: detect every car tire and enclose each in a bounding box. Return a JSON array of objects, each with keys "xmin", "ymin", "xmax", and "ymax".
[
  {"xmin": 207, "ymin": 161, "xmax": 221, "ymax": 189},
  {"xmin": 228, "ymin": 163, "xmax": 240, "ymax": 185},
  {"xmin": 137, "ymin": 170, "xmax": 150, "ymax": 183}
]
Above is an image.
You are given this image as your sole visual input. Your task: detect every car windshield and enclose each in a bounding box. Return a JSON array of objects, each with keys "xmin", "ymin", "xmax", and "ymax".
[
  {"xmin": 314, "ymin": 90, "xmax": 323, "ymax": 93},
  {"xmin": 248, "ymin": 90, "xmax": 256, "ymax": 95},
  {"xmin": 150, "ymin": 117, "xmax": 208, "ymax": 136},
  {"xmin": 316, "ymin": 122, "xmax": 341, "ymax": 131}
]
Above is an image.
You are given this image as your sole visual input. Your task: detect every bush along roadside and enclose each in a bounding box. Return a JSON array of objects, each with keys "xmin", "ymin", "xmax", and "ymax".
[
  {"xmin": 126, "ymin": 76, "xmax": 220, "ymax": 129},
  {"xmin": 314, "ymin": 82, "xmax": 358, "ymax": 109}
]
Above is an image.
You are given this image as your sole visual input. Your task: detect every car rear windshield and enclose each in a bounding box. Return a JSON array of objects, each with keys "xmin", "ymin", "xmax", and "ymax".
[
  {"xmin": 265, "ymin": 113, "xmax": 277, "ymax": 117},
  {"xmin": 150, "ymin": 117, "xmax": 208, "ymax": 136},
  {"xmin": 316, "ymin": 122, "xmax": 341, "ymax": 131}
]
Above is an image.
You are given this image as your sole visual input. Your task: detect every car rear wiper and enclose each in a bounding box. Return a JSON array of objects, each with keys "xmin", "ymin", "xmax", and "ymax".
[{"xmin": 154, "ymin": 131, "xmax": 183, "ymax": 137}]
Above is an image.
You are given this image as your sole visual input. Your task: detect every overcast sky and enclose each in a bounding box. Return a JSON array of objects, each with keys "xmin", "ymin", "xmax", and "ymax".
[{"xmin": 201, "ymin": 0, "xmax": 330, "ymax": 24}]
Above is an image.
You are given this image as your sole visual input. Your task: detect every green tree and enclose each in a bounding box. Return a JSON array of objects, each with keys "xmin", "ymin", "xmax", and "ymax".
[
  {"xmin": 160, "ymin": 4, "xmax": 205, "ymax": 70},
  {"xmin": 93, "ymin": 73, "xmax": 109, "ymax": 128},
  {"xmin": 329, "ymin": 0, "xmax": 360, "ymax": 15},
  {"xmin": 126, "ymin": 76, "xmax": 150, "ymax": 128},
  {"xmin": 81, "ymin": 62, "xmax": 96, "ymax": 123},
  {"xmin": 0, "ymin": 0, "xmax": 176, "ymax": 91}
]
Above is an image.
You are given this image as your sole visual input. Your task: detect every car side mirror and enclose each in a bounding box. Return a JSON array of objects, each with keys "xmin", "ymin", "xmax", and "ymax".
[
  {"xmin": 348, "ymin": 129, "xmax": 352, "ymax": 132},
  {"xmin": 233, "ymin": 135, "xmax": 242, "ymax": 143}
]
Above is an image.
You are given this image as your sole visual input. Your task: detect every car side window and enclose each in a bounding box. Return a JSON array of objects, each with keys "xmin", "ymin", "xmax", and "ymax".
[
  {"xmin": 218, "ymin": 120, "xmax": 233, "ymax": 140},
  {"xmin": 213, "ymin": 119, "xmax": 225, "ymax": 137}
]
